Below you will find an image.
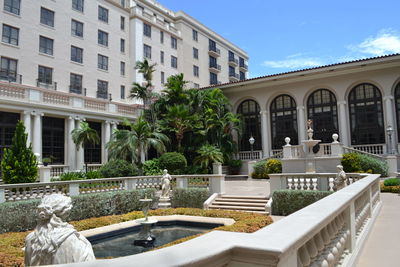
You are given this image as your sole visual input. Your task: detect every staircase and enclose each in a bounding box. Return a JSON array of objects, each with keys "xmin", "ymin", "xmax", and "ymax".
[{"xmin": 208, "ymin": 195, "xmax": 269, "ymax": 214}]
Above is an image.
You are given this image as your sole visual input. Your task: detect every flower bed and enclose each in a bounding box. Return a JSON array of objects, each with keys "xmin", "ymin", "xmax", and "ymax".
[
  {"xmin": 0, "ymin": 208, "xmax": 272, "ymax": 267},
  {"xmin": 380, "ymin": 181, "xmax": 400, "ymax": 193}
]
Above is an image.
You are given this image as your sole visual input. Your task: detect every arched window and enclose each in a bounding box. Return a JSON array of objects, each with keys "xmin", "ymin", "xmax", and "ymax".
[
  {"xmin": 307, "ymin": 89, "xmax": 338, "ymax": 143},
  {"xmin": 395, "ymin": 82, "xmax": 400, "ymax": 142},
  {"xmin": 349, "ymin": 83, "xmax": 384, "ymax": 145},
  {"xmin": 237, "ymin": 100, "xmax": 262, "ymax": 151},
  {"xmin": 270, "ymin": 95, "xmax": 298, "ymax": 149}
]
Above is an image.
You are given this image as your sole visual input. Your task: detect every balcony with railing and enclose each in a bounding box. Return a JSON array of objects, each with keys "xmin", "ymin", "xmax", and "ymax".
[
  {"xmin": 208, "ymin": 45, "xmax": 221, "ymax": 57},
  {"xmin": 228, "ymin": 57, "xmax": 238, "ymax": 66},
  {"xmin": 36, "ymin": 79, "xmax": 57, "ymax": 90},
  {"xmin": 69, "ymin": 85, "xmax": 84, "ymax": 95},
  {"xmin": 96, "ymin": 90, "xmax": 109, "ymax": 100},
  {"xmin": 229, "ymin": 72, "xmax": 239, "ymax": 81},
  {"xmin": 209, "ymin": 63, "xmax": 221, "ymax": 73},
  {"xmin": 0, "ymin": 70, "xmax": 22, "ymax": 84},
  {"xmin": 239, "ymin": 63, "xmax": 248, "ymax": 71}
]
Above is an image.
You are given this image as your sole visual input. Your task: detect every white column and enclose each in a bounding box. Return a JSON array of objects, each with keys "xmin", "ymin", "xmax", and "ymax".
[
  {"xmin": 383, "ymin": 96, "xmax": 397, "ymax": 150},
  {"xmin": 23, "ymin": 111, "xmax": 32, "ymax": 147},
  {"xmin": 32, "ymin": 112, "xmax": 43, "ymax": 162},
  {"xmin": 338, "ymin": 101, "xmax": 349, "ymax": 146},
  {"xmin": 67, "ymin": 116, "xmax": 76, "ymax": 170},
  {"xmin": 103, "ymin": 121, "xmax": 111, "ymax": 163},
  {"xmin": 111, "ymin": 121, "xmax": 117, "ymax": 133},
  {"xmin": 75, "ymin": 117, "xmax": 84, "ymax": 170},
  {"xmin": 297, "ymin": 105, "xmax": 306, "ymax": 142},
  {"xmin": 260, "ymin": 110, "xmax": 270, "ymax": 158}
]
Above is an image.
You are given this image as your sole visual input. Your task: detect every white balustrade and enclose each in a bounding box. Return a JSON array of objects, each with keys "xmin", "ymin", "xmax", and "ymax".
[
  {"xmin": 237, "ymin": 150, "xmax": 262, "ymax": 160},
  {"xmin": 0, "ymin": 84, "xmax": 26, "ymax": 99},
  {"xmin": 351, "ymin": 144, "xmax": 385, "ymax": 155},
  {"xmin": 50, "ymin": 165, "xmax": 69, "ymax": 178}
]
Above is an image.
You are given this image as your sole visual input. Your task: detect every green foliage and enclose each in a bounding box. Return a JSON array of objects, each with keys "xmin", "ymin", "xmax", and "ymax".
[
  {"xmin": 194, "ymin": 144, "xmax": 223, "ymax": 170},
  {"xmin": 228, "ymin": 159, "xmax": 242, "ymax": 169},
  {"xmin": 182, "ymin": 165, "xmax": 209, "ymax": 174},
  {"xmin": 380, "ymin": 181, "xmax": 400, "ymax": 193},
  {"xmin": 171, "ymin": 188, "xmax": 209, "ymax": 208},
  {"xmin": 59, "ymin": 171, "xmax": 86, "ymax": 181},
  {"xmin": 252, "ymin": 159, "xmax": 282, "ymax": 179},
  {"xmin": 0, "ymin": 189, "xmax": 156, "ymax": 233},
  {"xmin": 42, "ymin": 157, "xmax": 51, "ymax": 164},
  {"xmin": 159, "ymin": 152, "xmax": 187, "ymax": 174},
  {"xmin": 71, "ymin": 121, "xmax": 100, "ymax": 150},
  {"xmin": 1, "ymin": 121, "xmax": 38, "ymax": 184},
  {"xmin": 99, "ymin": 159, "xmax": 138, "ymax": 178},
  {"xmin": 271, "ymin": 190, "xmax": 332, "ymax": 216},
  {"xmin": 143, "ymin": 159, "xmax": 163, "ymax": 176},
  {"xmin": 383, "ymin": 178, "xmax": 400, "ymax": 186},
  {"xmin": 341, "ymin": 153, "xmax": 388, "ymax": 176}
]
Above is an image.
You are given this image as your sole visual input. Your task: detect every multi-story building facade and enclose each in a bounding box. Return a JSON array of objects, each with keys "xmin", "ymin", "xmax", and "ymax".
[{"xmin": 0, "ymin": 0, "xmax": 248, "ymax": 174}]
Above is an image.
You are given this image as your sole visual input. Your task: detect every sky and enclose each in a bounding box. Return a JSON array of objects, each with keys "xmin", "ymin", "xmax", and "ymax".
[{"xmin": 156, "ymin": 0, "xmax": 400, "ymax": 78}]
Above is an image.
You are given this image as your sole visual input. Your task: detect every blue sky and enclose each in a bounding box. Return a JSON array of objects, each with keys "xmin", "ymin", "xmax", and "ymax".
[{"xmin": 156, "ymin": 0, "xmax": 400, "ymax": 78}]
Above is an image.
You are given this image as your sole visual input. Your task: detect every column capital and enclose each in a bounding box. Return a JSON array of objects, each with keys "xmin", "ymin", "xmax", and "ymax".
[
  {"xmin": 296, "ymin": 105, "xmax": 305, "ymax": 111},
  {"xmin": 68, "ymin": 116, "xmax": 74, "ymax": 120},
  {"xmin": 32, "ymin": 111, "xmax": 44, "ymax": 117},
  {"xmin": 105, "ymin": 120, "xmax": 111, "ymax": 125},
  {"xmin": 75, "ymin": 116, "xmax": 85, "ymax": 121},
  {"xmin": 383, "ymin": 95, "xmax": 394, "ymax": 101},
  {"xmin": 259, "ymin": 110, "xmax": 268, "ymax": 115},
  {"xmin": 337, "ymin": 101, "xmax": 347, "ymax": 105},
  {"xmin": 23, "ymin": 110, "xmax": 33, "ymax": 115}
]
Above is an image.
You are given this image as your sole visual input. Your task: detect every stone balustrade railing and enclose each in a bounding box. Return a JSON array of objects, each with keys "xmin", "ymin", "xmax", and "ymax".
[
  {"xmin": 54, "ymin": 174, "xmax": 380, "ymax": 267},
  {"xmin": 0, "ymin": 81, "xmax": 139, "ymax": 117},
  {"xmin": 351, "ymin": 144, "xmax": 386, "ymax": 155},
  {"xmin": 0, "ymin": 174, "xmax": 225, "ymax": 203},
  {"xmin": 237, "ymin": 150, "xmax": 262, "ymax": 160}
]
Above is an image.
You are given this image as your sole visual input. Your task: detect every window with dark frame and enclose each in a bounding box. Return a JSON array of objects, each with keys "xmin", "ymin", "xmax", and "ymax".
[
  {"xmin": 120, "ymin": 16, "xmax": 125, "ymax": 30},
  {"xmin": 160, "ymin": 31, "xmax": 164, "ymax": 43},
  {"xmin": 143, "ymin": 23, "xmax": 151, "ymax": 37},
  {"xmin": 171, "ymin": 55, "xmax": 177, "ymax": 68},
  {"xmin": 193, "ymin": 47, "xmax": 198, "ymax": 59},
  {"xmin": 237, "ymin": 100, "xmax": 262, "ymax": 151},
  {"xmin": 42, "ymin": 116, "xmax": 65, "ymax": 165},
  {"xmin": 210, "ymin": 72, "xmax": 217, "ymax": 85},
  {"xmin": 98, "ymin": 30, "xmax": 108, "ymax": 46},
  {"xmin": 71, "ymin": 19, "xmax": 83, "ymax": 37},
  {"xmin": 192, "ymin": 29, "xmax": 198, "ymax": 41},
  {"xmin": 120, "ymin": 85, "xmax": 125, "ymax": 99},
  {"xmin": 84, "ymin": 121, "xmax": 102, "ymax": 163},
  {"xmin": 161, "ymin": 71, "xmax": 165, "ymax": 84},
  {"xmin": 97, "ymin": 80, "xmax": 108, "ymax": 99},
  {"xmin": 38, "ymin": 65, "xmax": 53, "ymax": 84},
  {"xmin": 2, "ymin": 24, "xmax": 19, "ymax": 46},
  {"xmin": 0, "ymin": 112, "xmax": 19, "ymax": 167},
  {"xmin": 0, "ymin": 57, "xmax": 17, "ymax": 82},
  {"xmin": 120, "ymin": 61, "xmax": 125, "ymax": 76},
  {"xmin": 395, "ymin": 83, "xmax": 400, "ymax": 142},
  {"xmin": 69, "ymin": 73, "xmax": 82, "ymax": 94},
  {"xmin": 144, "ymin": 44, "xmax": 151, "ymax": 59},
  {"xmin": 120, "ymin": 38, "xmax": 125, "ymax": 53},
  {"xmin": 97, "ymin": 54, "xmax": 108, "ymax": 70},
  {"xmin": 4, "ymin": 0, "xmax": 21, "ymax": 15},
  {"xmin": 160, "ymin": 51, "xmax": 164, "ymax": 64},
  {"xmin": 240, "ymin": 71, "xmax": 245, "ymax": 81},
  {"xmin": 171, "ymin": 36, "xmax": 177, "ymax": 49},
  {"xmin": 98, "ymin": 6, "xmax": 108, "ymax": 23},
  {"xmin": 39, "ymin": 36, "xmax": 54, "ymax": 55},
  {"xmin": 72, "ymin": 0, "xmax": 84, "ymax": 12},
  {"xmin": 193, "ymin": 65, "xmax": 199, "ymax": 77},
  {"xmin": 71, "ymin": 46, "xmax": 83, "ymax": 63},
  {"xmin": 40, "ymin": 7, "xmax": 54, "ymax": 27}
]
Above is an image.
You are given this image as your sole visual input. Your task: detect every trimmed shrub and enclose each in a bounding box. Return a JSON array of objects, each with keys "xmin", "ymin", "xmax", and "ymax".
[
  {"xmin": 341, "ymin": 153, "xmax": 362, "ymax": 172},
  {"xmin": 159, "ymin": 152, "xmax": 187, "ymax": 174},
  {"xmin": 99, "ymin": 159, "xmax": 138, "ymax": 178},
  {"xmin": 171, "ymin": 188, "xmax": 209, "ymax": 208},
  {"xmin": 266, "ymin": 159, "xmax": 282, "ymax": 174},
  {"xmin": 252, "ymin": 159, "xmax": 282, "ymax": 179},
  {"xmin": 59, "ymin": 171, "xmax": 86, "ymax": 181},
  {"xmin": 0, "ymin": 189, "xmax": 156, "ymax": 233},
  {"xmin": 143, "ymin": 159, "xmax": 163, "ymax": 176},
  {"xmin": 383, "ymin": 178, "xmax": 400, "ymax": 186},
  {"xmin": 341, "ymin": 152, "xmax": 388, "ymax": 176},
  {"xmin": 380, "ymin": 181, "xmax": 400, "ymax": 193},
  {"xmin": 85, "ymin": 170, "xmax": 103, "ymax": 179},
  {"xmin": 271, "ymin": 190, "xmax": 332, "ymax": 216}
]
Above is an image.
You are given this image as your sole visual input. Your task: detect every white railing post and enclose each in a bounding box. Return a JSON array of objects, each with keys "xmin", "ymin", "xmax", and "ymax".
[
  {"xmin": 69, "ymin": 183, "xmax": 80, "ymax": 196},
  {"xmin": 212, "ymin": 163, "xmax": 222, "ymax": 174},
  {"xmin": 176, "ymin": 177, "xmax": 188, "ymax": 188},
  {"xmin": 318, "ymin": 176, "xmax": 330, "ymax": 191},
  {"xmin": 125, "ymin": 178, "xmax": 137, "ymax": 190},
  {"xmin": 210, "ymin": 175, "xmax": 225, "ymax": 194},
  {"xmin": 39, "ymin": 166, "xmax": 51, "ymax": 183},
  {"xmin": 283, "ymin": 137, "xmax": 292, "ymax": 159},
  {"xmin": 268, "ymin": 174, "xmax": 284, "ymax": 197},
  {"xmin": 247, "ymin": 160, "xmax": 256, "ymax": 178},
  {"xmin": 346, "ymin": 202, "xmax": 356, "ymax": 252},
  {"xmin": 331, "ymin": 133, "xmax": 343, "ymax": 156},
  {"xmin": 386, "ymin": 155, "xmax": 397, "ymax": 177},
  {"xmin": 0, "ymin": 188, "xmax": 5, "ymax": 203}
]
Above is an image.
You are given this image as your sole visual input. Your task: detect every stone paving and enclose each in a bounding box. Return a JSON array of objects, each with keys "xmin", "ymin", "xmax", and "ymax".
[
  {"xmin": 356, "ymin": 193, "xmax": 400, "ymax": 267},
  {"xmin": 224, "ymin": 178, "xmax": 270, "ymax": 197}
]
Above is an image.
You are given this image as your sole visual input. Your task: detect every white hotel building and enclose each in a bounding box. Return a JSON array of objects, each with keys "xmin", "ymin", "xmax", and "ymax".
[{"xmin": 0, "ymin": 0, "xmax": 248, "ymax": 173}]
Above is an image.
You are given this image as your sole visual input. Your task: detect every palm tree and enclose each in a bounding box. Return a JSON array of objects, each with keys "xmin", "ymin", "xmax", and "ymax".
[
  {"xmin": 135, "ymin": 59, "xmax": 156, "ymax": 85},
  {"xmin": 194, "ymin": 144, "xmax": 223, "ymax": 170},
  {"xmin": 71, "ymin": 121, "xmax": 100, "ymax": 172},
  {"xmin": 129, "ymin": 82, "xmax": 152, "ymax": 111},
  {"xmin": 107, "ymin": 117, "xmax": 169, "ymax": 167}
]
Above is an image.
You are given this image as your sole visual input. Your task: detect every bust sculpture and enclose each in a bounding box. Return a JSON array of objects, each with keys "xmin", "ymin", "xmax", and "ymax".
[
  {"xmin": 25, "ymin": 194, "xmax": 95, "ymax": 266},
  {"xmin": 334, "ymin": 165, "xmax": 347, "ymax": 191},
  {"xmin": 161, "ymin": 169, "xmax": 171, "ymax": 198}
]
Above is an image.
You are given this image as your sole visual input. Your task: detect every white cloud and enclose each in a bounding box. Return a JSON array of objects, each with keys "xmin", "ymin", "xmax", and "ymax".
[
  {"xmin": 263, "ymin": 57, "xmax": 324, "ymax": 69},
  {"xmin": 350, "ymin": 30, "xmax": 400, "ymax": 56}
]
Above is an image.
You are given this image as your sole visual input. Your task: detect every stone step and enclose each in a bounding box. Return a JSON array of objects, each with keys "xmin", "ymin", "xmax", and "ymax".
[
  {"xmin": 215, "ymin": 198, "xmax": 268, "ymax": 203},
  {"xmin": 212, "ymin": 201, "xmax": 266, "ymax": 207},
  {"xmin": 209, "ymin": 204, "xmax": 266, "ymax": 212},
  {"xmin": 220, "ymin": 195, "xmax": 268, "ymax": 200}
]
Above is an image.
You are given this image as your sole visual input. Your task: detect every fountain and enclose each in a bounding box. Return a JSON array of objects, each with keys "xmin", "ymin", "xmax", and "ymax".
[
  {"xmin": 302, "ymin": 120, "xmax": 321, "ymax": 173},
  {"xmin": 133, "ymin": 194, "xmax": 158, "ymax": 247}
]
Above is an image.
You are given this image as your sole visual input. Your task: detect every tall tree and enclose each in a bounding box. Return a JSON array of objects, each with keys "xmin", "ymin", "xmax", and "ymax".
[
  {"xmin": 71, "ymin": 121, "xmax": 100, "ymax": 171},
  {"xmin": 135, "ymin": 59, "xmax": 156, "ymax": 85}
]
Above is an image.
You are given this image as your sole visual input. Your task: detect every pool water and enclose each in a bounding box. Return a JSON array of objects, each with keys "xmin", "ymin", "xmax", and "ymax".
[{"xmin": 90, "ymin": 225, "xmax": 213, "ymax": 258}]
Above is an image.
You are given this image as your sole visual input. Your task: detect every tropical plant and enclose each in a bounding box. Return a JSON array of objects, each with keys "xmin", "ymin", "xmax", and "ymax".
[
  {"xmin": 135, "ymin": 59, "xmax": 156, "ymax": 84},
  {"xmin": 129, "ymin": 82, "xmax": 152, "ymax": 111},
  {"xmin": 1, "ymin": 121, "xmax": 38, "ymax": 184},
  {"xmin": 143, "ymin": 159, "xmax": 163, "ymax": 176},
  {"xmin": 99, "ymin": 159, "xmax": 138, "ymax": 178},
  {"xmin": 158, "ymin": 152, "xmax": 187, "ymax": 174},
  {"xmin": 194, "ymin": 144, "xmax": 223, "ymax": 170},
  {"xmin": 71, "ymin": 121, "xmax": 100, "ymax": 151},
  {"xmin": 106, "ymin": 117, "xmax": 169, "ymax": 166}
]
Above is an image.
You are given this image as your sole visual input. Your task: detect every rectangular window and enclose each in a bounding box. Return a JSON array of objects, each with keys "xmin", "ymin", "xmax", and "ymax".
[
  {"xmin": 229, "ymin": 66, "xmax": 235, "ymax": 76},
  {"xmin": 210, "ymin": 72, "xmax": 217, "ymax": 85},
  {"xmin": 84, "ymin": 121, "xmax": 102, "ymax": 163},
  {"xmin": 4, "ymin": 0, "xmax": 21, "ymax": 15},
  {"xmin": 38, "ymin": 65, "xmax": 53, "ymax": 84},
  {"xmin": 98, "ymin": 6, "xmax": 108, "ymax": 23},
  {"xmin": 239, "ymin": 57, "xmax": 245, "ymax": 67},
  {"xmin": 171, "ymin": 56, "xmax": 177, "ymax": 68},
  {"xmin": 39, "ymin": 36, "xmax": 54, "ymax": 55},
  {"xmin": 120, "ymin": 0, "xmax": 126, "ymax": 8},
  {"xmin": 0, "ymin": 57, "xmax": 17, "ymax": 82},
  {"xmin": 192, "ymin": 29, "xmax": 198, "ymax": 41},
  {"xmin": 120, "ymin": 38, "xmax": 125, "ymax": 53},
  {"xmin": 171, "ymin": 36, "xmax": 177, "ymax": 49},
  {"xmin": 144, "ymin": 44, "xmax": 151, "ymax": 59},
  {"xmin": 209, "ymin": 39, "xmax": 217, "ymax": 51},
  {"xmin": 97, "ymin": 80, "xmax": 108, "ymax": 99},
  {"xmin": 42, "ymin": 117, "xmax": 65, "ymax": 165},
  {"xmin": 72, "ymin": 0, "xmax": 84, "ymax": 12},
  {"xmin": 97, "ymin": 54, "xmax": 108, "ymax": 70},
  {"xmin": 193, "ymin": 65, "xmax": 199, "ymax": 77},
  {"xmin": 160, "ymin": 51, "xmax": 164, "ymax": 64},
  {"xmin": 120, "ymin": 61, "xmax": 125, "ymax": 76},
  {"xmin": 160, "ymin": 31, "xmax": 164, "ymax": 43},
  {"xmin": 71, "ymin": 20, "xmax": 83, "ymax": 37},
  {"xmin": 161, "ymin": 71, "xmax": 165, "ymax": 84},
  {"xmin": 40, "ymin": 7, "xmax": 55, "ymax": 27},
  {"xmin": 193, "ymin": 47, "xmax": 198, "ymax": 59},
  {"xmin": 240, "ymin": 71, "xmax": 245, "ymax": 81},
  {"xmin": 71, "ymin": 46, "xmax": 83, "ymax": 63},
  {"xmin": 70, "ymin": 73, "xmax": 82, "ymax": 94},
  {"xmin": 98, "ymin": 30, "xmax": 108, "ymax": 46},
  {"xmin": 2, "ymin": 24, "xmax": 19, "ymax": 46},
  {"xmin": 120, "ymin": 85, "xmax": 125, "ymax": 99},
  {"xmin": 143, "ymin": 23, "xmax": 151, "ymax": 37},
  {"xmin": 120, "ymin": 16, "xmax": 125, "ymax": 30},
  {"xmin": 209, "ymin": 56, "xmax": 217, "ymax": 68}
]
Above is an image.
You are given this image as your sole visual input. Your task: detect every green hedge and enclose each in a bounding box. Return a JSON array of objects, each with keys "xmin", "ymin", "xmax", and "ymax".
[
  {"xmin": 252, "ymin": 159, "xmax": 282, "ymax": 179},
  {"xmin": 0, "ymin": 189, "xmax": 156, "ymax": 233},
  {"xmin": 171, "ymin": 188, "xmax": 209, "ymax": 208},
  {"xmin": 271, "ymin": 190, "xmax": 332, "ymax": 216},
  {"xmin": 159, "ymin": 152, "xmax": 187, "ymax": 174},
  {"xmin": 341, "ymin": 152, "xmax": 388, "ymax": 176},
  {"xmin": 99, "ymin": 159, "xmax": 138, "ymax": 178},
  {"xmin": 383, "ymin": 178, "xmax": 400, "ymax": 186}
]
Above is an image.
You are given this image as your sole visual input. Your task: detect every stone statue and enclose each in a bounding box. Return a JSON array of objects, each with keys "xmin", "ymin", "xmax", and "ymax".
[
  {"xmin": 161, "ymin": 169, "xmax": 171, "ymax": 198},
  {"xmin": 334, "ymin": 165, "xmax": 347, "ymax": 191},
  {"xmin": 25, "ymin": 194, "xmax": 95, "ymax": 266}
]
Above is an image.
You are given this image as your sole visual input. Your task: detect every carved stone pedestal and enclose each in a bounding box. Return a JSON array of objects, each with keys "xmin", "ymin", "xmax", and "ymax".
[{"xmin": 158, "ymin": 196, "xmax": 171, "ymax": 209}]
